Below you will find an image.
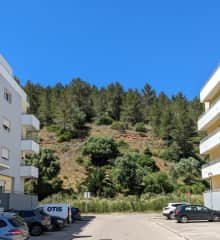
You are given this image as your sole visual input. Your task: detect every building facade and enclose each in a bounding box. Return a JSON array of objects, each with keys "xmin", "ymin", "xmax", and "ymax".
[
  {"xmin": 198, "ymin": 66, "xmax": 220, "ymax": 210},
  {"xmin": 0, "ymin": 55, "xmax": 39, "ymax": 195}
]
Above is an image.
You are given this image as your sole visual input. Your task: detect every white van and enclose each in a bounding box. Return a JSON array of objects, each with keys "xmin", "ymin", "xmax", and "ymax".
[{"xmin": 37, "ymin": 203, "xmax": 72, "ymax": 223}]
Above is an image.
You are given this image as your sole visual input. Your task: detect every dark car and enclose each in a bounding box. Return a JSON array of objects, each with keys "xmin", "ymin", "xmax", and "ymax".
[
  {"xmin": 50, "ymin": 215, "xmax": 65, "ymax": 230},
  {"xmin": 71, "ymin": 208, "xmax": 81, "ymax": 222},
  {"xmin": 175, "ymin": 204, "xmax": 220, "ymax": 223},
  {"xmin": 15, "ymin": 210, "xmax": 51, "ymax": 236}
]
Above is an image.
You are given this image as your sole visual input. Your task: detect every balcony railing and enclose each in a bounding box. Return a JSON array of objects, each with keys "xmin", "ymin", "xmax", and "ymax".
[{"xmin": 22, "ymin": 114, "xmax": 40, "ymax": 131}]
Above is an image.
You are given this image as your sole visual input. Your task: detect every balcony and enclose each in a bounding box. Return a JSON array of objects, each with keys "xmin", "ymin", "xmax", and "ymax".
[
  {"xmin": 198, "ymin": 97, "xmax": 220, "ymax": 131},
  {"xmin": 21, "ymin": 140, "xmax": 39, "ymax": 154},
  {"xmin": 202, "ymin": 158, "xmax": 220, "ymax": 179},
  {"xmin": 0, "ymin": 159, "xmax": 9, "ymax": 170},
  {"xmin": 200, "ymin": 66, "xmax": 220, "ymax": 103},
  {"xmin": 200, "ymin": 128, "xmax": 220, "ymax": 154},
  {"xmin": 20, "ymin": 166, "xmax": 38, "ymax": 178},
  {"xmin": 22, "ymin": 114, "xmax": 40, "ymax": 131}
]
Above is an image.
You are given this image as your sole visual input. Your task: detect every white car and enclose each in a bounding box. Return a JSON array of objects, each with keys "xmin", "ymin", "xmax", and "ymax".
[{"xmin": 162, "ymin": 202, "xmax": 189, "ymax": 219}]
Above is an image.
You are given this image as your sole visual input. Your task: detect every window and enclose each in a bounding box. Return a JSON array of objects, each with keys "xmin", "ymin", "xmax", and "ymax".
[
  {"xmin": 19, "ymin": 211, "xmax": 35, "ymax": 218},
  {"xmin": 0, "ymin": 220, "xmax": 7, "ymax": 228},
  {"xmin": 4, "ymin": 88, "xmax": 12, "ymax": 103},
  {"xmin": 2, "ymin": 118, "xmax": 10, "ymax": 132},
  {"xmin": 1, "ymin": 147, "xmax": 9, "ymax": 160}
]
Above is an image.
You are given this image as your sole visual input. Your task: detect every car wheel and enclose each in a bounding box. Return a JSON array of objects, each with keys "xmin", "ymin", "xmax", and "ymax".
[
  {"xmin": 30, "ymin": 224, "xmax": 43, "ymax": 236},
  {"xmin": 180, "ymin": 216, "xmax": 188, "ymax": 223},
  {"xmin": 213, "ymin": 215, "xmax": 220, "ymax": 222},
  {"xmin": 169, "ymin": 212, "xmax": 175, "ymax": 220}
]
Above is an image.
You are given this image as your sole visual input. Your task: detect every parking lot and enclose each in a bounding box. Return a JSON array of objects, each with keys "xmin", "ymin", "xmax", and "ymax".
[
  {"xmin": 29, "ymin": 214, "xmax": 220, "ymax": 240},
  {"xmin": 152, "ymin": 214, "xmax": 220, "ymax": 240}
]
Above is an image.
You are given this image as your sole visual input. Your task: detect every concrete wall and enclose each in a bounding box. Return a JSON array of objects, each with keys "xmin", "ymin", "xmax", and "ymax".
[
  {"xmin": 204, "ymin": 191, "xmax": 220, "ymax": 210},
  {"xmin": 0, "ymin": 193, "xmax": 38, "ymax": 211}
]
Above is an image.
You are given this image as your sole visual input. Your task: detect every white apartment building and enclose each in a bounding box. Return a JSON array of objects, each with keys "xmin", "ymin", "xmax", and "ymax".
[
  {"xmin": 198, "ymin": 66, "xmax": 220, "ymax": 210},
  {"xmin": 0, "ymin": 54, "xmax": 39, "ymax": 194}
]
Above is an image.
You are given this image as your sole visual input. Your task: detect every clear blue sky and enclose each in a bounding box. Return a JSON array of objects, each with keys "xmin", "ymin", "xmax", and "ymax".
[{"xmin": 1, "ymin": 0, "xmax": 220, "ymax": 99}]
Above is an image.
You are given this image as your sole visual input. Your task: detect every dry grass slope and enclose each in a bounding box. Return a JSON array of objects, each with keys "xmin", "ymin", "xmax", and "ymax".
[{"xmin": 39, "ymin": 124, "xmax": 170, "ymax": 191}]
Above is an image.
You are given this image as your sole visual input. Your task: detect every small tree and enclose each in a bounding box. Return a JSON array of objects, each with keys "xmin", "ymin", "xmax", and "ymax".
[
  {"xmin": 114, "ymin": 153, "xmax": 144, "ymax": 195},
  {"xmin": 25, "ymin": 149, "xmax": 62, "ymax": 200},
  {"xmin": 83, "ymin": 137, "xmax": 119, "ymax": 166}
]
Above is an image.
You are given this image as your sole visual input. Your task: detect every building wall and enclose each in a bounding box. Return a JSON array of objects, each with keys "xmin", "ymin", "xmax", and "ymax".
[{"xmin": 0, "ymin": 74, "xmax": 24, "ymax": 193}]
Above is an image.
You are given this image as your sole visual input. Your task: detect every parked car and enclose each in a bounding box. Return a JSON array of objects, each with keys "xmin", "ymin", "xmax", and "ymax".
[
  {"xmin": 50, "ymin": 215, "xmax": 65, "ymax": 231},
  {"xmin": 71, "ymin": 207, "xmax": 81, "ymax": 222},
  {"xmin": 162, "ymin": 202, "xmax": 189, "ymax": 219},
  {"xmin": 175, "ymin": 204, "xmax": 220, "ymax": 223},
  {"xmin": 0, "ymin": 212, "xmax": 29, "ymax": 240},
  {"xmin": 14, "ymin": 210, "xmax": 51, "ymax": 236}
]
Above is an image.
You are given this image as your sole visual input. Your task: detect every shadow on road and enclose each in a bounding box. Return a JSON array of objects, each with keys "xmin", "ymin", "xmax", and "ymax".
[
  {"xmin": 72, "ymin": 216, "xmax": 96, "ymax": 239},
  {"xmin": 31, "ymin": 215, "xmax": 96, "ymax": 240}
]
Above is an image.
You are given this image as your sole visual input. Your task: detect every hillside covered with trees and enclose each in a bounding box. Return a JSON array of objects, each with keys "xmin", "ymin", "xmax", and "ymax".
[{"xmin": 22, "ymin": 78, "xmax": 208, "ymax": 200}]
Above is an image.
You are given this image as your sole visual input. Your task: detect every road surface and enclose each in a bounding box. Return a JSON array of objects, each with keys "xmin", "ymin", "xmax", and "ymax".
[{"xmin": 32, "ymin": 214, "xmax": 185, "ymax": 240}]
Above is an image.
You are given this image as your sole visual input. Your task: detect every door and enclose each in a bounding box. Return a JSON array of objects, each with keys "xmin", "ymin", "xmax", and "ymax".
[
  {"xmin": 184, "ymin": 205, "xmax": 197, "ymax": 220},
  {"xmin": 196, "ymin": 206, "xmax": 211, "ymax": 220}
]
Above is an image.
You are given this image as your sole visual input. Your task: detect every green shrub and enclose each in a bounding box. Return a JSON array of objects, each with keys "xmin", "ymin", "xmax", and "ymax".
[
  {"xmin": 56, "ymin": 129, "xmax": 73, "ymax": 142},
  {"xmin": 159, "ymin": 148, "xmax": 175, "ymax": 161},
  {"xmin": 96, "ymin": 115, "xmax": 113, "ymax": 125},
  {"xmin": 47, "ymin": 124, "xmax": 59, "ymax": 133},
  {"xmin": 111, "ymin": 121, "xmax": 128, "ymax": 132},
  {"xmin": 135, "ymin": 122, "xmax": 146, "ymax": 133}
]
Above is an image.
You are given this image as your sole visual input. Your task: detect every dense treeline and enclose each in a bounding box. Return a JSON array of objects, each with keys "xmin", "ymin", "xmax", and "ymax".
[
  {"xmin": 23, "ymin": 78, "xmax": 208, "ymax": 198},
  {"xmin": 24, "ymin": 78, "xmax": 203, "ymax": 161}
]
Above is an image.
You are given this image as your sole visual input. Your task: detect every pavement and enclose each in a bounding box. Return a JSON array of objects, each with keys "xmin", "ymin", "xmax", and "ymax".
[{"xmin": 30, "ymin": 214, "xmax": 220, "ymax": 240}]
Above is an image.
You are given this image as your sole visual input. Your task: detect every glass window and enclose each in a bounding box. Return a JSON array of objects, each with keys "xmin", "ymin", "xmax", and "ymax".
[
  {"xmin": 0, "ymin": 220, "xmax": 7, "ymax": 228},
  {"xmin": 1, "ymin": 147, "xmax": 9, "ymax": 160},
  {"xmin": 2, "ymin": 118, "xmax": 10, "ymax": 132},
  {"xmin": 4, "ymin": 88, "xmax": 12, "ymax": 104}
]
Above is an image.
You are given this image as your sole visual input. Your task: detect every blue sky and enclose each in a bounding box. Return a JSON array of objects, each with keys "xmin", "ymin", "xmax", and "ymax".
[{"xmin": 0, "ymin": 0, "xmax": 220, "ymax": 99}]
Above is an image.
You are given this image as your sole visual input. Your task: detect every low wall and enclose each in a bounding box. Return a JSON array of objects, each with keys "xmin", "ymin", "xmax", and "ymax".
[
  {"xmin": 204, "ymin": 191, "xmax": 220, "ymax": 210},
  {"xmin": 0, "ymin": 193, "xmax": 38, "ymax": 211}
]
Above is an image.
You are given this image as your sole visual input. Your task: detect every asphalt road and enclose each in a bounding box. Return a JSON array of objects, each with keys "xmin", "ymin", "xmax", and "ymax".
[{"xmin": 31, "ymin": 214, "xmax": 184, "ymax": 240}]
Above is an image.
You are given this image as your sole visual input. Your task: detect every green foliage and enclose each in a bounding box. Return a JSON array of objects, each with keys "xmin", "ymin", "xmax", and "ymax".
[
  {"xmin": 42, "ymin": 194, "xmax": 203, "ymax": 213},
  {"xmin": 135, "ymin": 122, "xmax": 146, "ymax": 133},
  {"xmin": 121, "ymin": 89, "xmax": 143, "ymax": 124},
  {"xmin": 56, "ymin": 129, "xmax": 73, "ymax": 142},
  {"xmin": 111, "ymin": 121, "xmax": 128, "ymax": 132},
  {"xmin": 96, "ymin": 115, "xmax": 113, "ymax": 125},
  {"xmin": 137, "ymin": 155, "xmax": 159, "ymax": 172},
  {"xmin": 25, "ymin": 149, "xmax": 62, "ymax": 200},
  {"xmin": 170, "ymin": 157, "xmax": 200, "ymax": 185},
  {"xmin": 114, "ymin": 154, "xmax": 144, "ymax": 195},
  {"xmin": 143, "ymin": 172, "xmax": 174, "ymax": 194},
  {"xmin": 84, "ymin": 167, "xmax": 116, "ymax": 198},
  {"xmin": 83, "ymin": 137, "xmax": 119, "ymax": 166}
]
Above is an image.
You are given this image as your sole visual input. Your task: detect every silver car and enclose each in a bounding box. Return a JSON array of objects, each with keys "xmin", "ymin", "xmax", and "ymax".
[{"xmin": 0, "ymin": 213, "xmax": 29, "ymax": 240}]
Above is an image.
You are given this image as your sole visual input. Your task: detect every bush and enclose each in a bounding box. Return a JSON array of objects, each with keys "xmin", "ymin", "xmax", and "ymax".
[
  {"xmin": 135, "ymin": 122, "xmax": 146, "ymax": 133},
  {"xmin": 47, "ymin": 124, "xmax": 59, "ymax": 133},
  {"xmin": 111, "ymin": 121, "xmax": 128, "ymax": 133},
  {"xmin": 56, "ymin": 129, "xmax": 73, "ymax": 142},
  {"xmin": 96, "ymin": 115, "xmax": 113, "ymax": 125},
  {"xmin": 159, "ymin": 148, "xmax": 175, "ymax": 161},
  {"xmin": 83, "ymin": 136, "xmax": 119, "ymax": 166}
]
